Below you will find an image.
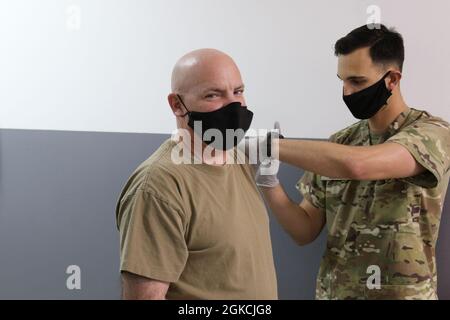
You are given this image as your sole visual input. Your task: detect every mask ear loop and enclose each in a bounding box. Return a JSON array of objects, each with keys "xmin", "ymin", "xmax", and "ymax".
[
  {"xmin": 385, "ymin": 70, "xmax": 404, "ymax": 94},
  {"xmin": 177, "ymin": 94, "xmax": 191, "ymax": 117},
  {"xmin": 383, "ymin": 71, "xmax": 392, "ymax": 79}
]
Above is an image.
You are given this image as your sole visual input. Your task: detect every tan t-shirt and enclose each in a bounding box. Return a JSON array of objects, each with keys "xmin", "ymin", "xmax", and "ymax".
[{"xmin": 116, "ymin": 139, "xmax": 278, "ymax": 300}]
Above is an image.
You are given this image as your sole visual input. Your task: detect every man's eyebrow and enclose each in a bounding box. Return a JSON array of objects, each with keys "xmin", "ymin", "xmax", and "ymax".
[
  {"xmin": 348, "ymin": 76, "xmax": 367, "ymax": 80},
  {"xmin": 201, "ymin": 87, "xmax": 223, "ymax": 94},
  {"xmin": 337, "ymin": 74, "xmax": 367, "ymax": 81},
  {"xmin": 201, "ymin": 85, "xmax": 245, "ymax": 94}
]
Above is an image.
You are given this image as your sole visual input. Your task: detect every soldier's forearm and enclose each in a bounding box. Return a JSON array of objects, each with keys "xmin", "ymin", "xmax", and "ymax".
[
  {"xmin": 279, "ymin": 139, "xmax": 357, "ymax": 178},
  {"xmin": 261, "ymin": 184, "xmax": 319, "ymax": 246}
]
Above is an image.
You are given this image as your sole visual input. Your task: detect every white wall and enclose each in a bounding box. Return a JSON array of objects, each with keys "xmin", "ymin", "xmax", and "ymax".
[{"xmin": 1, "ymin": 0, "xmax": 449, "ymax": 138}]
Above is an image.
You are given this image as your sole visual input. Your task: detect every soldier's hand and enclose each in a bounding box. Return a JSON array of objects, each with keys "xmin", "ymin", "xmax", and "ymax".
[
  {"xmin": 237, "ymin": 122, "xmax": 283, "ymax": 188},
  {"xmin": 255, "ymin": 122, "xmax": 282, "ymax": 188}
]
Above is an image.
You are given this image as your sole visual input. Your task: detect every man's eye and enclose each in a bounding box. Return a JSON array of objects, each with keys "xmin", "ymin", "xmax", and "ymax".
[
  {"xmin": 205, "ymin": 94, "xmax": 218, "ymax": 99},
  {"xmin": 351, "ymin": 80, "xmax": 366, "ymax": 85},
  {"xmin": 234, "ymin": 90, "xmax": 244, "ymax": 96}
]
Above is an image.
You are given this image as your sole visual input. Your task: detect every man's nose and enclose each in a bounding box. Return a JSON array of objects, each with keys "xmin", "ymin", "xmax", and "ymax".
[{"xmin": 223, "ymin": 94, "xmax": 245, "ymax": 106}]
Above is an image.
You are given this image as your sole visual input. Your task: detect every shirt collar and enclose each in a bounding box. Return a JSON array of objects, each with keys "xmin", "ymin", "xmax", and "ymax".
[{"xmin": 363, "ymin": 108, "xmax": 422, "ymax": 145}]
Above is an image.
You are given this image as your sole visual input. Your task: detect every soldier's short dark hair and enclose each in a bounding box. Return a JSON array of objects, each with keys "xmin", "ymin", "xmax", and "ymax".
[{"xmin": 334, "ymin": 24, "xmax": 405, "ymax": 72}]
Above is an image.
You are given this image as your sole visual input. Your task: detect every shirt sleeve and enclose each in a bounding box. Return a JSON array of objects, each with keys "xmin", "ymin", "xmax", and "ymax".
[
  {"xmin": 296, "ymin": 171, "xmax": 326, "ymax": 210},
  {"xmin": 118, "ymin": 190, "xmax": 188, "ymax": 283},
  {"xmin": 387, "ymin": 117, "xmax": 450, "ymax": 188},
  {"xmin": 295, "ymin": 130, "xmax": 349, "ymax": 210}
]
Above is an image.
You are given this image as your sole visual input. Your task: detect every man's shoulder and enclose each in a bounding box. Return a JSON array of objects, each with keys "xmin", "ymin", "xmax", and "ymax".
[
  {"xmin": 140, "ymin": 139, "xmax": 184, "ymax": 175},
  {"xmin": 392, "ymin": 108, "xmax": 450, "ymax": 147},
  {"xmin": 118, "ymin": 139, "xmax": 188, "ymax": 203},
  {"xmin": 115, "ymin": 139, "xmax": 190, "ymax": 231},
  {"xmin": 408, "ymin": 108, "xmax": 450, "ymax": 131}
]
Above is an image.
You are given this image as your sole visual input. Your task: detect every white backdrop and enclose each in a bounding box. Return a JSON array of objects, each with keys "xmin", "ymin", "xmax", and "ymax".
[{"xmin": 1, "ymin": 0, "xmax": 449, "ymax": 138}]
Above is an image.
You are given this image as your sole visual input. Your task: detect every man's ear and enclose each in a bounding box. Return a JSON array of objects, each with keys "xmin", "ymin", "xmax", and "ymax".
[
  {"xmin": 168, "ymin": 93, "xmax": 185, "ymax": 117},
  {"xmin": 386, "ymin": 70, "xmax": 402, "ymax": 91}
]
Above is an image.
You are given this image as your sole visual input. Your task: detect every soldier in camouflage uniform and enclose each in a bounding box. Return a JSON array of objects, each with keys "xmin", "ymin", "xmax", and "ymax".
[
  {"xmin": 298, "ymin": 108, "xmax": 449, "ymax": 299},
  {"xmin": 253, "ymin": 25, "xmax": 450, "ymax": 299}
]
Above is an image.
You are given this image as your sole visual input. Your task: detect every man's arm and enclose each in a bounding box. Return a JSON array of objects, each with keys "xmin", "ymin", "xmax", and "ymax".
[
  {"xmin": 121, "ymin": 271, "xmax": 169, "ymax": 300},
  {"xmin": 279, "ymin": 139, "xmax": 425, "ymax": 180},
  {"xmin": 261, "ymin": 184, "xmax": 325, "ymax": 246}
]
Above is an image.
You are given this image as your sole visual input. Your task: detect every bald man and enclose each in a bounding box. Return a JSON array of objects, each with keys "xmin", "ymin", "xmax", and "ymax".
[{"xmin": 115, "ymin": 49, "xmax": 278, "ymax": 300}]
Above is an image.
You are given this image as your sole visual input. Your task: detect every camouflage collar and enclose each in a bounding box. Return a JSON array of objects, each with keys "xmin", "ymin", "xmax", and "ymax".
[{"xmin": 364, "ymin": 108, "xmax": 422, "ymax": 145}]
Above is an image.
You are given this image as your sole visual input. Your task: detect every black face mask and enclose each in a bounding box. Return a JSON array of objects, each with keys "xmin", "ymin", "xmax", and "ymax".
[
  {"xmin": 343, "ymin": 71, "xmax": 392, "ymax": 120},
  {"xmin": 177, "ymin": 95, "xmax": 254, "ymax": 150}
]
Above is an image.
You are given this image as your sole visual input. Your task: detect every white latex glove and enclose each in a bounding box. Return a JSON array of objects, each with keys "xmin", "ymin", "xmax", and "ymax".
[
  {"xmin": 255, "ymin": 122, "xmax": 281, "ymax": 188},
  {"xmin": 237, "ymin": 122, "xmax": 282, "ymax": 188}
]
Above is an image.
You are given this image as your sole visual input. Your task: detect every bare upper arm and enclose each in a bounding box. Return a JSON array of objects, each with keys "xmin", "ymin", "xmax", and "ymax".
[
  {"xmin": 121, "ymin": 271, "xmax": 170, "ymax": 300},
  {"xmin": 299, "ymin": 198, "xmax": 326, "ymax": 243},
  {"xmin": 351, "ymin": 142, "xmax": 426, "ymax": 181}
]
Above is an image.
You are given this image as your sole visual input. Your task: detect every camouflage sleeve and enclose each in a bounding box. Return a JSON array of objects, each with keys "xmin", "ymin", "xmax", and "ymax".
[
  {"xmin": 296, "ymin": 171, "xmax": 326, "ymax": 209},
  {"xmin": 295, "ymin": 132, "xmax": 345, "ymax": 209},
  {"xmin": 387, "ymin": 117, "xmax": 450, "ymax": 188}
]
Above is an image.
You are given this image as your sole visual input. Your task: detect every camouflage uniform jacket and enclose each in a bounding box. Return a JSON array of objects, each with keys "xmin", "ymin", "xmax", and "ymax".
[{"xmin": 297, "ymin": 108, "xmax": 450, "ymax": 300}]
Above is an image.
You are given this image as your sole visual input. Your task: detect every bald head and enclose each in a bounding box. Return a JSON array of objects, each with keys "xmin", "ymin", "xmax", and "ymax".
[
  {"xmin": 168, "ymin": 48, "xmax": 246, "ymax": 129},
  {"xmin": 171, "ymin": 49, "xmax": 243, "ymax": 94}
]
